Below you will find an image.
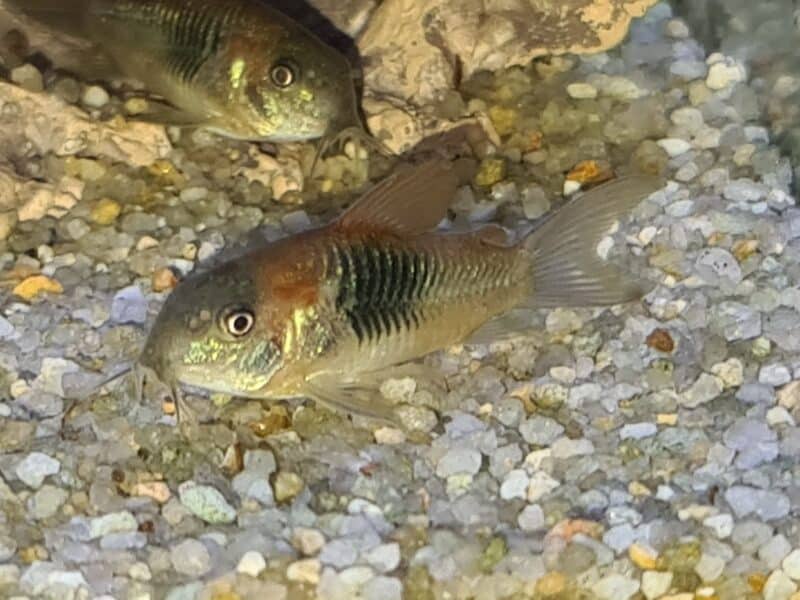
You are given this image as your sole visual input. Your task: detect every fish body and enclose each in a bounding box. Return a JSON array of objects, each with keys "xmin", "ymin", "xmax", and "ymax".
[
  {"xmin": 140, "ymin": 160, "xmax": 664, "ymax": 419},
  {"xmin": 6, "ymin": 0, "xmax": 362, "ymax": 142}
]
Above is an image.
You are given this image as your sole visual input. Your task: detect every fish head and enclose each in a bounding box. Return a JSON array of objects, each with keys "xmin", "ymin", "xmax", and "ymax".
[
  {"xmin": 139, "ymin": 258, "xmax": 283, "ymax": 398},
  {"xmin": 240, "ymin": 32, "xmax": 362, "ymax": 143}
]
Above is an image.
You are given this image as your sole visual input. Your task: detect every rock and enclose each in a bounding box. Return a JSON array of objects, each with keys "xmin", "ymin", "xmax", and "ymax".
[
  {"xmin": 500, "ymin": 469, "xmax": 529, "ymax": 501},
  {"xmin": 274, "ymin": 471, "xmax": 304, "ymax": 503},
  {"xmin": 725, "ymin": 486, "xmax": 791, "ymax": 521},
  {"xmin": 620, "ymin": 422, "xmax": 657, "ymax": 440},
  {"xmin": 111, "ymin": 285, "xmax": 148, "ymax": 325},
  {"xmin": 365, "ymin": 543, "xmax": 401, "ymax": 573},
  {"xmin": 13, "ymin": 275, "xmax": 63, "ymax": 301},
  {"xmin": 706, "ymin": 57, "xmax": 747, "ymax": 90},
  {"xmin": 592, "ymin": 573, "xmax": 640, "ymax": 599},
  {"xmin": 760, "ymin": 364, "xmax": 792, "ymax": 387},
  {"xmin": 20, "ymin": 562, "xmax": 88, "ymax": 596},
  {"xmin": 0, "ymin": 81, "xmax": 171, "ymax": 167},
  {"xmin": 362, "ymin": 576, "xmax": 403, "ymax": 600},
  {"xmin": 232, "ymin": 449, "xmax": 276, "ymax": 506},
  {"xmin": 178, "ymin": 481, "xmax": 237, "ymax": 524},
  {"xmin": 287, "ymin": 558, "xmax": 322, "ymax": 584},
  {"xmin": 680, "ymin": 373, "xmax": 724, "ymax": 408},
  {"xmin": 27, "ymin": 485, "xmax": 68, "ymax": 521},
  {"xmin": 90, "ymin": 198, "xmax": 122, "ymax": 225},
  {"xmin": 436, "ymin": 448, "xmax": 482, "ymax": 477},
  {"xmin": 782, "ymin": 550, "xmax": 800, "ymax": 580},
  {"xmin": 551, "ymin": 437, "xmax": 594, "ymax": 458},
  {"xmin": 763, "ymin": 570, "xmax": 797, "ymax": 600},
  {"xmin": 10, "ymin": 64, "xmax": 44, "ymax": 92},
  {"xmin": 642, "ymin": 571, "xmax": 672, "ymax": 599},
  {"xmin": 89, "ymin": 511, "xmax": 138, "ymax": 539},
  {"xmin": 703, "ymin": 513, "xmax": 734, "ymax": 539},
  {"xmin": 16, "ymin": 452, "xmax": 61, "ymax": 489},
  {"xmin": 0, "ymin": 536, "xmax": 16, "ymax": 562},
  {"xmin": 517, "ymin": 504, "xmax": 546, "ymax": 532},
  {"xmin": 695, "ymin": 552, "xmax": 726, "ymax": 582},
  {"xmin": 723, "ymin": 418, "xmax": 778, "ymax": 469},
  {"xmin": 567, "ymin": 83, "xmax": 599, "ymax": 99},
  {"xmin": 657, "ymin": 138, "xmax": 692, "ymax": 157},
  {"xmin": 170, "ymin": 539, "xmax": 212, "ymax": 577},
  {"xmin": 520, "ymin": 416, "xmax": 565, "ymax": 446},
  {"xmin": 293, "ymin": 528, "xmax": 326, "ymax": 556},
  {"xmin": 237, "ymin": 551, "xmax": 267, "ymax": 577},
  {"xmin": 527, "ymin": 471, "xmax": 560, "ymax": 502},
  {"xmin": 760, "ymin": 536, "xmax": 792, "ymax": 570},
  {"xmin": 696, "ymin": 248, "xmax": 742, "ymax": 284},
  {"xmin": 357, "ymin": 0, "xmax": 657, "ymax": 145},
  {"xmin": 81, "ymin": 85, "xmax": 110, "ymax": 108}
]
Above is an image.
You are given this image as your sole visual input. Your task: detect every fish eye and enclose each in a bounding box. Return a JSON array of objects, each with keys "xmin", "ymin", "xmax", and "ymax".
[
  {"xmin": 223, "ymin": 308, "xmax": 255, "ymax": 337},
  {"xmin": 270, "ymin": 63, "xmax": 296, "ymax": 88}
]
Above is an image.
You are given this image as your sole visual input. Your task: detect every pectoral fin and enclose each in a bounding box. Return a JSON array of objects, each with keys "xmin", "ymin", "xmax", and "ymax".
[{"xmin": 302, "ymin": 373, "xmax": 397, "ymax": 423}]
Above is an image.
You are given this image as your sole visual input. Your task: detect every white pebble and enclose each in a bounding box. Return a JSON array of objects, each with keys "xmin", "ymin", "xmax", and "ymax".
[
  {"xmin": 706, "ymin": 58, "xmax": 747, "ymax": 90},
  {"xmin": 657, "ymin": 138, "xmax": 692, "ymax": 157},
  {"xmin": 82, "ymin": 85, "xmax": 110, "ymax": 108},
  {"xmin": 237, "ymin": 551, "xmax": 267, "ymax": 577},
  {"xmin": 566, "ymin": 82, "xmax": 598, "ymax": 99}
]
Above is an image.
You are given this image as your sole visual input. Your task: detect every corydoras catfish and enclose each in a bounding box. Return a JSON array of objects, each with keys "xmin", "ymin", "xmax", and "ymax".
[
  {"xmin": 138, "ymin": 160, "xmax": 664, "ymax": 420},
  {"xmin": 4, "ymin": 0, "xmax": 368, "ymax": 145}
]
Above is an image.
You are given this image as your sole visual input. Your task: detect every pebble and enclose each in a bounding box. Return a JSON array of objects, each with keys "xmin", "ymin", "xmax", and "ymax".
[
  {"xmin": 680, "ymin": 373, "xmax": 724, "ymax": 408},
  {"xmin": 620, "ymin": 422, "xmax": 657, "ymax": 440},
  {"xmin": 366, "ymin": 543, "xmax": 401, "ymax": 573},
  {"xmin": 566, "ymin": 82, "xmax": 598, "ymax": 99},
  {"xmin": 761, "ymin": 364, "xmax": 792, "ymax": 387},
  {"xmin": 89, "ymin": 511, "xmax": 138, "ymax": 539},
  {"xmin": 520, "ymin": 416, "xmax": 564, "ymax": 446},
  {"xmin": 287, "ymin": 558, "xmax": 322, "ymax": 584},
  {"xmin": 11, "ymin": 64, "xmax": 44, "ymax": 92},
  {"xmin": 706, "ymin": 57, "xmax": 746, "ymax": 90},
  {"xmin": 642, "ymin": 571, "xmax": 673, "ymax": 599},
  {"xmin": 783, "ymin": 550, "xmax": 800, "ymax": 580},
  {"xmin": 760, "ymin": 535, "xmax": 792, "ymax": 570},
  {"xmin": 657, "ymin": 138, "xmax": 691, "ymax": 157},
  {"xmin": 293, "ymin": 528, "xmax": 326, "ymax": 556},
  {"xmin": 362, "ymin": 576, "xmax": 402, "ymax": 600},
  {"xmin": 237, "ymin": 551, "xmax": 267, "ymax": 577},
  {"xmin": 517, "ymin": 504, "xmax": 546, "ymax": 532},
  {"xmin": 15, "ymin": 452, "xmax": 60, "ymax": 489},
  {"xmin": 436, "ymin": 448, "xmax": 482, "ymax": 478},
  {"xmin": 764, "ymin": 570, "xmax": 797, "ymax": 600},
  {"xmin": 703, "ymin": 513, "xmax": 734, "ymax": 538},
  {"xmin": 695, "ymin": 552, "xmax": 726, "ymax": 582},
  {"xmin": 725, "ymin": 486, "xmax": 791, "ymax": 520},
  {"xmin": 527, "ymin": 471, "xmax": 560, "ymax": 502},
  {"xmin": 111, "ymin": 285, "xmax": 148, "ymax": 324},
  {"xmin": 178, "ymin": 481, "xmax": 237, "ymax": 524},
  {"xmin": 170, "ymin": 539, "xmax": 212, "ymax": 577},
  {"xmin": 592, "ymin": 574, "xmax": 640, "ymax": 600},
  {"xmin": 82, "ymin": 85, "xmax": 111, "ymax": 108},
  {"xmin": 500, "ymin": 469, "xmax": 529, "ymax": 501}
]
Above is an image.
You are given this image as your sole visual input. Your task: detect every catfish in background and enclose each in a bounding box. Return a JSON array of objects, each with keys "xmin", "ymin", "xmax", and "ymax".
[
  {"xmin": 134, "ymin": 160, "xmax": 663, "ymax": 421},
  {"xmin": 4, "ymin": 0, "xmax": 378, "ymax": 153}
]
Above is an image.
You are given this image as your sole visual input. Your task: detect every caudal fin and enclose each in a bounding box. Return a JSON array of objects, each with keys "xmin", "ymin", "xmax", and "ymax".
[{"xmin": 524, "ymin": 175, "xmax": 665, "ymax": 308}]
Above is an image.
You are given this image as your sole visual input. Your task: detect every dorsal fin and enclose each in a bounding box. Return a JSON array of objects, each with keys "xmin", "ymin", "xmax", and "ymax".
[{"xmin": 335, "ymin": 158, "xmax": 460, "ymax": 237}]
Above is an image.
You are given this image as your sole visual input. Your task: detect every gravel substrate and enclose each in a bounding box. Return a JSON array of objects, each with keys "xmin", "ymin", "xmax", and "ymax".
[{"xmin": 1, "ymin": 2, "xmax": 800, "ymax": 599}]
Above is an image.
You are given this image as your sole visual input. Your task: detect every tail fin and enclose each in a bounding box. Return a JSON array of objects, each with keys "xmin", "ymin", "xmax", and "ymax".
[{"xmin": 524, "ymin": 175, "xmax": 664, "ymax": 308}]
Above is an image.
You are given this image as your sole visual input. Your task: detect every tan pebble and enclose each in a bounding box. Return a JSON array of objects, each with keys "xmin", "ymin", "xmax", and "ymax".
[
  {"xmin": 534, "ymin": 572, "xmax": 567, "ymax": 595},
  {"xmin": 13, "ymin": 275, "xmax": 63, "ymax": 301},
  {"xmin": 274, "ymin": 471, "xmax": 304, "ymax": 503},
  {"xmin": 136, "ymin": 236, "xmax": 160, "ymax": 251},
  {"xmin": 131, "ymin": 482, "xmax": 171, "ymax": 504},
  {"xmin": 778, "ymin": 381, "xmax": 800, "ymax": 410},
  {"xmin": 286, "ymin": 558, "xmax": 321, "ymax": 584},
  {"xmin": 628, "ymin": 481, "xmax": 652, "ymax": 497},
  {"xmin": 151, "ymin": 268, "xmax": 178, "ymax": 292},
  {"xmin": 374, "ymin": 427, "xmax": 406, "ymax": 445},
  {"xmin": 629, "ymin": 542, "xmax": 659, "ymax": 569},
  {"xmin": 732, "ymin": 239, "xmax": 759, "ymax": 261},
  {"xmin": 657, "ymin": 413, "xmax": 678, "ymax": 426},
  {"xmin": 90, "ymin": 198, "xmax": 121, "ymax": 225}
]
